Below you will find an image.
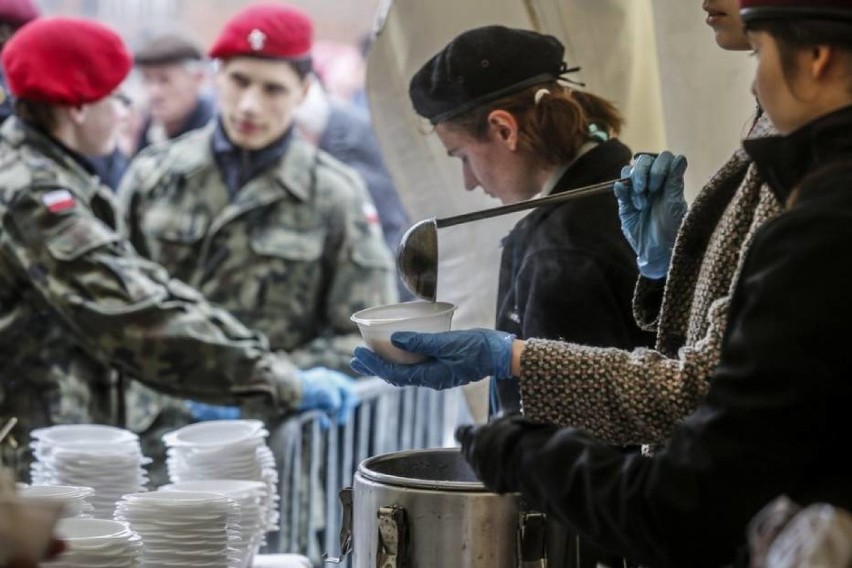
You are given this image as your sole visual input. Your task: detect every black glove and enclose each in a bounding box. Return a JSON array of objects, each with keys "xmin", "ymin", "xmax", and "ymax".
[{"xmin": 455, "ymin": 414, "xmax": 556, "ymax": 494}]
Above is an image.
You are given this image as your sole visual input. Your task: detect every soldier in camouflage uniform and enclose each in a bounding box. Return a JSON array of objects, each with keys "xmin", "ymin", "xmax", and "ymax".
[
  {"xmin": 117, "ymin": 4, "xmax": 395, "ymax": 491},
  {"xmin": 119, "ymin": 3, "xmax": 395, "ymax": 387},
  {"xmin": 0, "ymin": 16, "xmax": 358, "ymax": 482}
]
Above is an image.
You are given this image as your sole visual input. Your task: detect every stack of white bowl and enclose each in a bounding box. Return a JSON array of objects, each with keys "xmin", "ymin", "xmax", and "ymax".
[
  {"xmin": 162, "ymin": 420, "xmax": 279, "ymax": 535},
  {"xmin": 115, "ymin": 490, "xmax": 241, "ymax": 568},
  {"xmin": 160, "ymin": 480, "xmax": 268, "ymax": 567},
  {"xmin": 18, "ymin": 484, "xmax": 95, "ymax": 518},
  {"xmin": 30, "ymin": 425, "xmax": 149, "ymax": 518},
  {"xmin": 43, "ymin": 518, "xmax": 142, "ymax": 568}
]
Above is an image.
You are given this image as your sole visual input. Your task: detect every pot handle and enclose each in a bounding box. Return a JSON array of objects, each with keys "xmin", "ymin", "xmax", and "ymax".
[
  {"xmin": 377, "ymin": 505, "xmax": 408, "ymax": 568},
  {"xmin": 323, "ymin": 487, "xmax": 354, "ymax": 564},
  {"xmin": 517, "ymin": 511, "xmax": 548, "ymax": 567}
]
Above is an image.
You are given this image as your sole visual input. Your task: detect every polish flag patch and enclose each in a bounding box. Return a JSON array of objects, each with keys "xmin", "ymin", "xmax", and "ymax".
[
  {"xmin": 42, "ymin": 189, "xmax": 76, "ymax": 213},
  {"xmin": 362, "ymin": 202, "xmax": 380, "ymax": 225}
]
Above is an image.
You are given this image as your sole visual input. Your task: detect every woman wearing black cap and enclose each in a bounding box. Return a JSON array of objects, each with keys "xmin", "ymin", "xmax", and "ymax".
[
  {"xmin": 357, "ymin": 2, "xmax": 852, "ymax": 565},
  {"xmin": 407, "ymin": 25, "xmax": 653, "ymax": 417}
]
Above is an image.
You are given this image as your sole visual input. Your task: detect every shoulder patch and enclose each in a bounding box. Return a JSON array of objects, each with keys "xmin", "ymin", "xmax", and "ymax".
[{"xmin": 42, "ymin": 189, "xmax": 76, "ymax": 213}]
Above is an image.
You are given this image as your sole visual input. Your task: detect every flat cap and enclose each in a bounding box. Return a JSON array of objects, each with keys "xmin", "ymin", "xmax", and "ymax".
[
  {"xmin": 0, "ymin": 0, "xmax": 40, "ymax": 26},
  {"xmin": 409, "ymin": 25, "xmax": 565, "ymax": 124},
  {"xmin": 135, "ymin": 32, "xmax": 204, "ymax": 65},
  {"xmin": 2, "ymin": 17, "xmax": 132, "ymax": 105},
  {"xmin": 209, "ymin": 2, "xmax": 312, "ymax": 61},
  {"xmin": 741, "ymin": 0, "xmax": 852, "ymax": 22}
]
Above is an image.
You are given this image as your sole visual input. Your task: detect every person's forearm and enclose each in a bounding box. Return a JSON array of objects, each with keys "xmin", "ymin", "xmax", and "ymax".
[
  {"xmin": 516, "ymin": 337, "xmax": 715, "ymax": 445},
  {"xmin": 511, "ymin": 339, "xmax": 526, "ymax": 377}
]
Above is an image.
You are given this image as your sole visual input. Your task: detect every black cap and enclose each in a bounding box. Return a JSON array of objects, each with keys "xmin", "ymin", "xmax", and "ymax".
[
  {"xmin": 409, "ymin": 25, "xmax": 566, "ymax": 124},
  {"xmin": 134, "ymin": 32, "xmax": 204, "ymax": 66},
  {"xmin": 740, "ymin": 0, "xmax": 852, "ymax": 24}
]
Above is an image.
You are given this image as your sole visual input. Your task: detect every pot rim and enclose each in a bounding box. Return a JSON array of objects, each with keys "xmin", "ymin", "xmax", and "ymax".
[{"xmin": 357, "ymin": 448, "xmax": 489, "ymax": 492}]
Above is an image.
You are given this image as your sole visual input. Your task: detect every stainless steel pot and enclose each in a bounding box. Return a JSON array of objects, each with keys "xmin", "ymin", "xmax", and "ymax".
[{"xmin": 326, "ymin": 448, "xmax": 547, "ymax": 568}]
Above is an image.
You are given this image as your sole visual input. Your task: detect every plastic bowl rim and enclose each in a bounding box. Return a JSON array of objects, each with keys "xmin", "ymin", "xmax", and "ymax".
[{"xmin": 350, "ymin": 301, "xmax": 457, "ymax": 327}]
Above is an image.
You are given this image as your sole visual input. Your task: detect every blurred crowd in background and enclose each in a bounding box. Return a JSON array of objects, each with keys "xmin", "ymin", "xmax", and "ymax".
[{"xmin": 36, "ymin": 0, "xmax": 375, "ymax": 167}]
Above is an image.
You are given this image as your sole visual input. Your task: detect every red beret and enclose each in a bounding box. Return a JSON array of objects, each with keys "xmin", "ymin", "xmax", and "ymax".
[
  {"xmin": 741, "ymin": 0, "xmax": 852, "ymax": 22},
  {"xmin": 0, "ymin": 0, "xmax": 40, "ymax": 26},
  {"xmin": 209, "ymin": 2, "xmax": 312, "ymax": 61},
  {"xmin": 2, "ymin": 17, "xmax": 131, "ymax": 106}
]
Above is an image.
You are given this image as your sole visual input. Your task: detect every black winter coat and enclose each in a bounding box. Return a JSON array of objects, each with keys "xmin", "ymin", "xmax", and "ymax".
[
  {"xmin": 473, "ymin": 106, "xmax": 852, "ymax": 567},
  {"xmin": 494, "ymin": 139, "xmax": 654, "ymax": 412}
]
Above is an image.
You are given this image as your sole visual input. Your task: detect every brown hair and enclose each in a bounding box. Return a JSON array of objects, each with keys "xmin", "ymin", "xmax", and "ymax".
[
  {"xmin": 441, "ymin": 81, "xmax": 624, "ymax": 166},
  {"xmin": 14, "ymin": 99, "xmax": 59, "ymax": 132}
]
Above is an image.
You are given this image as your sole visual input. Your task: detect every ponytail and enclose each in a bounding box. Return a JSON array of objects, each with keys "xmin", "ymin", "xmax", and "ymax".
[{"xmin": 444, "ymin": 81, "xmax": 624, "ymax": 166}]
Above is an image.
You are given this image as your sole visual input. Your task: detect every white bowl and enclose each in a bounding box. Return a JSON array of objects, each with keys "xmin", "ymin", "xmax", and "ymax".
[
  {"xmin": 160, "ymin": 480, "xmax": 266, "ymax": 497},
  {"xmin": 31, "ymin": 425, "xmax": 138, "ymax": 445},
  {"xmin": 163, "ymin": 420, "xmax": 266, "ymax": 448},
  {"xmin": 350, "ymin": 301, "xmax": 457, "ymax": 364},
  {"xmin": 122, "ymin": 490, "xmax": 230, "ymax": 505},
  {"xmin": 19, "ymin": 485, "xmax": 93, "ymax": 498},
  {"xmin": 55, "ymin": 518, "xmax": 130, "ymax": 540}
]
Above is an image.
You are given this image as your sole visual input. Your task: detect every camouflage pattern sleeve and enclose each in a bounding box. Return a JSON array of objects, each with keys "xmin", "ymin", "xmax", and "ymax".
[
  {"xmin": 2, "ymin": 183, "xmax": 303, "ymax": 412},
  {"xmin": 115, "ymin": 143, "xmax": 168, "ymax": 248},
  {"xmin": 286, "ymin": 159, "xmax": 398, "ymax": 373}
]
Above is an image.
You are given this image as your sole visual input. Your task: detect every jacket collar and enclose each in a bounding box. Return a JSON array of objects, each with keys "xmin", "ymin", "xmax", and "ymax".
[
  {"xmin": 743, "ymin": 105, "xmax": 852, "ymax": 205},
  {"xmin": 552, "ymin": 138, "xmax": 633, "ymax": 194},
  {"xmin": 171, "ymin": 122, "xmax": 314, "ymax": 203},
  {"xmin": 209, "ymin": 119, "xmax": 313, "ymax": 202}
]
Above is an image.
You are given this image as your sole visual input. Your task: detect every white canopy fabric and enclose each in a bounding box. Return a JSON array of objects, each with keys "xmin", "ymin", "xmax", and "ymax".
[{"xmin": 365, "ymin": 0, "xmax": 756, "ymax": 420}]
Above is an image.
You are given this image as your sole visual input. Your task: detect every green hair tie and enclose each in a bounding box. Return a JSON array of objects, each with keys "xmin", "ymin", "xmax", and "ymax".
[{"xmin": 588, "ymin": 123, "xmax": 609, "ymax": 142}]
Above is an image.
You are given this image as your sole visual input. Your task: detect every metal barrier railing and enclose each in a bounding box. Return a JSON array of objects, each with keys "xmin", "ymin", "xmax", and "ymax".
[{"xmin": 268, "ymin": 377, "xmax": 462, "ymax": 566}]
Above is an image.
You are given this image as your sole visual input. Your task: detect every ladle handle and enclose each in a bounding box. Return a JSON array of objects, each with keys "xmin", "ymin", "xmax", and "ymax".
[{"xmin": 435, "ymin": 177, "xmax": 629, "ymax": 229}]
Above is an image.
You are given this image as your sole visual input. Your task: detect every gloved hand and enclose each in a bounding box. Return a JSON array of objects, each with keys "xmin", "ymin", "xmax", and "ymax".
[
  {"xmin": 613, "ymin": 151, "xmax": 688, "ymax": 279},
  {"xmin": 296, "ymin": 367, "xmax": 360, "ymax": 427},
  {"xmin": 455, "ymin": 414, "xmax": 557, "ymax": 494},
  {"xmin": 186, "ymin": 401, "xmax": 241, "ymax": 421},
  {"xmin": 349, "ymin": 329, "xmax": 517, "ymax": 390}
]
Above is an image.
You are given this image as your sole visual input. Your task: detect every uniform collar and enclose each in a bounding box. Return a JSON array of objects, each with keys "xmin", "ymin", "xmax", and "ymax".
[
  {"xmin": 274, "ymin": 133, "xmax": 316, "ymax": 202},
  {"xmin": 744, "ymin": 105, "xmax": 852, "ymax": 205}
]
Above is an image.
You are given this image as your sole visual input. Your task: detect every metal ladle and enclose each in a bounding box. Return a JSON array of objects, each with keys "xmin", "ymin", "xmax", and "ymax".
[{"xmin": 398, "ymin": 177, "xmax": 628, "ymax": 300}]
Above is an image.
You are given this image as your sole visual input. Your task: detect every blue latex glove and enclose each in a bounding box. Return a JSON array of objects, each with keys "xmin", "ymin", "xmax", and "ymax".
[
  {"xmin": 296, "ymin": 368, "xmax": 360, "ymax": 427},
  {"xmin": 613, "ymin": 151, "xmax": 688, "ymax": 279},
  {"xmin": 186, "ymin": 401, "xmax": 241, "ymax": 421},
  {"xmin": 349, "ymin": 329, "xmax": 516, "ymax": 390}
]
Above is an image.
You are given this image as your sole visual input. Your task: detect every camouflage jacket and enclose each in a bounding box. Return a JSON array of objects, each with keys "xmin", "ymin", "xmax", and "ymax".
[
  {"xmin": 0, "ymin": 118, "xmax": 301, "ymax": 473},
  {"xmin": 118, "ymin": 125, "xmax": 396, "ymax": 373}
]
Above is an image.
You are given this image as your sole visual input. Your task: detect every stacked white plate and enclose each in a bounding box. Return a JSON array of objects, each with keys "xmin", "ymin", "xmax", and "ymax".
[
  {"xmin": 43, "ymin": 518, "xmax": 142, "ymax": 568},
  {"xmin": 160, "ymin": 480, "xmax": 268, "ymax": 568},
  {"xmin": 115, "ymin": 490, "xmax": 242, "ymax": 568},
  {"xmin": 18, "ymin": 484, "xmax": 95, "ymax": 518},
  {"xmin": 30, "ymin": 425, "xmax": 149, "ymax": 518},
  {"xmin": 163, "ymin": 420, "xmax": 279, "ymax": 534}
]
